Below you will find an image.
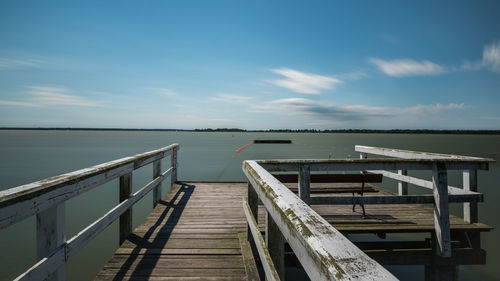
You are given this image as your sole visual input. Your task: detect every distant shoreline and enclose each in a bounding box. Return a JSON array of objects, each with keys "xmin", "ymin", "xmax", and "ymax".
[{"xmin": 1, "ymin": 127, "xmax": 500, "ymax": 134}]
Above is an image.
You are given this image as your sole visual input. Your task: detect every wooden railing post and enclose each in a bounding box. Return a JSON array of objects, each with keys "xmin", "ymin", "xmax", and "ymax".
[
  {"xmin": 119, "ymin": 173, "xmax": 132, "ymax": 245},
  {"xmin": 360, "ymin": 152, "xmax": 367, "ymax": 159},
  {"xmin": 266, "ymin": 210, "xmax": 285, "ymax": 280},
  {"xmin": 36, "ymin": 203, "xmax": 66, "ymax": 281},
  {"xmin": 298, "ymin": 164, "xmax": 311, "ymax": 205},
  {"xmin": 432, "ymin": 163, "xmax": 451, "ymax": 257},
  {"xmin": 463, "ymin": 169, "xmax": 478, "ymax": 223},
  {"xmin": 398, "ymin": 170, "xmax": 408, "ymax": 195},
  {"xmin": 247, "ymin": 182, "xmax": 258, "ymax": 241},
  {"xmin": 171, "ymin": 147, "xmax": 178, "ymax": 186},
  {"xmin": 153, "ymin": 160, "xmax": 162, "ymax": 207}
]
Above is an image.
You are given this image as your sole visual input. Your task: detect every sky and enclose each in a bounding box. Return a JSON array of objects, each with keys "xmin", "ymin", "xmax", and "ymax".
[{"xmin": 1, "ymin": 1, "xmax": 500, "ymax": 129}]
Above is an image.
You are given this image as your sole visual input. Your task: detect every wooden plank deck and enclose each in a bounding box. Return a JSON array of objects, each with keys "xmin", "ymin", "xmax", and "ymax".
[
  {"xmin": 95, "ymin": 182, "xmax": 258, "ymax": 281},
  {"xmin": 95, "ymin": 181, "xmax": 491, "ymax": 280}
]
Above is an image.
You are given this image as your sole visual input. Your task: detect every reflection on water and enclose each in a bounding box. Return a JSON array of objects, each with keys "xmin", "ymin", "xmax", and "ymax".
[{"xmin": 0, "ymin": 130, "xmax": 498, "ymax": 280}]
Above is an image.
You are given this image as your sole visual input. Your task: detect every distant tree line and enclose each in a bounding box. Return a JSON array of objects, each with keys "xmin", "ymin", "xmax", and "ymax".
[{"xmin": 1, "ymin": 127, "xmax": 500, "ymax": 134}]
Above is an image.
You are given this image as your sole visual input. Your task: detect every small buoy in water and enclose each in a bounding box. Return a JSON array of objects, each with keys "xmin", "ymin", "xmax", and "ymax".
[{"xmin": 236, "ymin": 143, "xmax": 252, "ymax": 153}]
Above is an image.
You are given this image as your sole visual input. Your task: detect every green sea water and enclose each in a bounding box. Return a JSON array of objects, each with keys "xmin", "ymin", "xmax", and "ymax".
[{"xmin": 0, "ymin": 130, "xmax": 499, "ymax": 280}]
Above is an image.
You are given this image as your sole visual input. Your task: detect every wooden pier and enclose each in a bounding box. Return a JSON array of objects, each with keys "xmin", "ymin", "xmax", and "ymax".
[
  {"xmin": 96, "ymin": 182, "xmax": 258, "ymax": 280},
  {"xmin": 0, "ymin": 144, "xmax": 494, "ymax": 281}
]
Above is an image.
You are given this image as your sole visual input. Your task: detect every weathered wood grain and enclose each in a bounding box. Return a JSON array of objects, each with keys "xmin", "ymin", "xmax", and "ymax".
[{"xmin": 243, "ymin": 161, "xmax": 397, "ymax": 281}]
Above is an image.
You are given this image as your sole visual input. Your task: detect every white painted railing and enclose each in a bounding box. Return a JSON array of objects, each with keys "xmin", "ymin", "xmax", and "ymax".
[
  {"xmin": 355, "ymin": 145, "xmax": 491, "ymax": 225},
  {"xmin": 242, "ymin": 146, "xmax": 493, "ymax": 280},
  {"xmin": 243, "ymin": 160, "xmax": 398, "ymax": 281},
  {"xmin": 0, "ymin": 144, "xmax": 179, "ymax": 281}
]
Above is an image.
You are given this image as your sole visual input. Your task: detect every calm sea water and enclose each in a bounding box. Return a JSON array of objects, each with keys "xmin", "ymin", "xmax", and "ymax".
[{"xmin": 0, "ymin": 130, "xmax": 499, "ymax": 280}]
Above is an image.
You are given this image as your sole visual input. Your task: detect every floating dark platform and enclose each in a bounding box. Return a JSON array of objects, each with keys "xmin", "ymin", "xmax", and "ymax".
[{"xmin": 253, "ymin": 139, "xmax": 292, "ymax": 144}]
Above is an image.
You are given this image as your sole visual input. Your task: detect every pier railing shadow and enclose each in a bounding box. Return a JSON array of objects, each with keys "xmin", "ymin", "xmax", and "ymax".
[{"xmin": 112, "ymin": 182, "xmax": 194, "ymax": 280}]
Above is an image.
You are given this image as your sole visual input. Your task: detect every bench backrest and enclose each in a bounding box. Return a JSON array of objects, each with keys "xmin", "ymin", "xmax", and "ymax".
[{"xmin": 273, "ymin": 173, "xmax": 383, "ymax": 183}]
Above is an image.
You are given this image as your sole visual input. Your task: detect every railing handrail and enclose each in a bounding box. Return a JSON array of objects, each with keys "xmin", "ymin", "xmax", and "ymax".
[
  {"xmin": 0, "ymin": 144, "xmax": 178, "ymax": 229},
  {"xmin": 355, "ymin": 145, "xmax": 495, "ymax": 161},
  {"xmin": 243, "ymin": 160, "xmax": 397, "ymax": 281},
  {"xmin": 256, "ymin": 157, "xmax": 491, "ymax": 172},
  {"xmin": 0, "ymin": 144, "xmax": 179, "ymax": 281}
]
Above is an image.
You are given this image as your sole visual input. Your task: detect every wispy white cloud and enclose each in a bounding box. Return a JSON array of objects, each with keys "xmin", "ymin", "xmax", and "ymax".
[
  {"xmin": 250, "ymin": 98, "xmax": 466, "ymax": 124},
  {"xmin": 370, "ymin": 58, "xmax": 445, "ymax": 77},
  {"xmin": 0, "ymin": 57, "xmax": 44, "ymax": 69},
  {"xmin": 481, "ymin": 42, "xmax": 500, "ymax": 72},
  {"xmin": 209, "ymin": 94, "xmax": 253, "ymax": 104},
  {"xmin": 27, "ymin": 86, "xmax": 103, "ymax": 106},
  {"xmin": 268, "ymin": 68, "xmax": 341, "ymax": 94},
  {"xmin": 0, "ymin": 86, "xmax": 103, "ymax": 107},
  {"xmin": 0, "ymin": 100, "xmax": 38, "ymax": 107},
  {"xmin": 149, "ymin": 88, "xmax": 178, "ymax": 97}
]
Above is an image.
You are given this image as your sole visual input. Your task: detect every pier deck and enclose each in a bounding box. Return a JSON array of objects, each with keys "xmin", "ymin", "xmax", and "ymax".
[
  {"xmin": 95, "ymin": 181, "xmax": 491, "ymax": 280},
  {"xmin": 95, "ymin": 182, "xmax": 258, "ymax": 281}
]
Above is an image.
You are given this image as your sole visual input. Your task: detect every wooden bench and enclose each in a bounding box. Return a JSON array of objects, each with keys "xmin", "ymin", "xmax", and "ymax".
[{"xmin": 273, "ymin": 173, "xmax": 383, "ymax": 216}]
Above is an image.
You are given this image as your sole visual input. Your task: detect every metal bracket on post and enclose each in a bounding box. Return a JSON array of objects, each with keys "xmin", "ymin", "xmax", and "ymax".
[{"xmin": 36, "ymin": 203, "xmax": 66, "ymax": 281}]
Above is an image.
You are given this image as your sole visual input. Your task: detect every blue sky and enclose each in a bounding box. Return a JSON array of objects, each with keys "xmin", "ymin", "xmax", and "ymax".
[{"xmin": 1, "ymin": 1, "xmax": 499, "ymax": 129}]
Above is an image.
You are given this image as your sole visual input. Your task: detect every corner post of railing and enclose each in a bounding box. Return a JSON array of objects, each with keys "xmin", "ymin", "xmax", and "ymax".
[
  {"xmin": 266, "ymin": 210, "xmax": 285, "ymax": 280},
  {"xmin": 298, "ymin": 164, "xmax": 311, "ymax": 205},
  {"xmin": 153, "ymin": 159, "xmax": 162, "ymax": 207},
  {"xmin": 119, "ymin": 172, "xmax": 133, "ymax": 245},
  {"xmin": 398, "ymin": 170, "xmax": 408, "ymax": 195},
  {"xmin": 463, "ymin": 169, "xmax": 478, "ymax": 224},
  {"xmin": 36, "ymin": 203, "xmax": 66, "ymax": 280},
  {"xmin": 360, "ymin": 152, "xmax": 367, "ymax": 159},
  {"xmin": 171, "ymin": 146, "xmax": 178, "ymax": 186},
  {"xmin": 432, "ymin": 162, "xmax": 451, "ymax": 257}
]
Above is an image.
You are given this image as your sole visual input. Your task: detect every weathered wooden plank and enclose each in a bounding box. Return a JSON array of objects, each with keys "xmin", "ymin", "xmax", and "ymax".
[
  {"xmin": 309, "ymin": 193, "xmax": 482, "ymax": 205},
  {"xmin": 14, "ymin": 243, "xmax": 66, "ymax": 281},
  {"xmin": 0, "ymin": 144, "xmax": 178, "ymax": 229},
  {"xmin": 95, "ymin": 273, "xmax": 241, "ymax": 281},
  {"xmin": 119, "ymin": 238, "xmax": 240, "ymax": 249},
  {"xmin": 242, "ymin": 199, "xmax": 280, "ymax": 281},
  {"xmin": 97, "ymin": 267, "xmax": 246, "ymax": 277},
  {"xmin": 367, "ymin": 169, "xmax": 480, "ymax": 197},
  {"xmin": 238, "ymin": 232, "xmax": 260, "ymax": 281},
  {"xmin": 432, "ymin": 163, "xmax": 451, "ymax": 257},
  {"xmin": 103, "ymin": 256, "xmax": 244, "ymax": 268},
  {"xmin": 355, "ymin": 145, "xmax": 491, "ymax": 161},
  {"xmin": 114, "ymin": 248, "xmax": 241, "ymax": 255},
  {"xmin": 274, "ymin": 173, "xmax": 383, "ymax": 183},
  {"xmin": 257, "ymin": 158, "xmax": 490, "ymax": 172},
  {"xmin": 243, "ymin": 160, "xmax": 397, "ymax": 281}
]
